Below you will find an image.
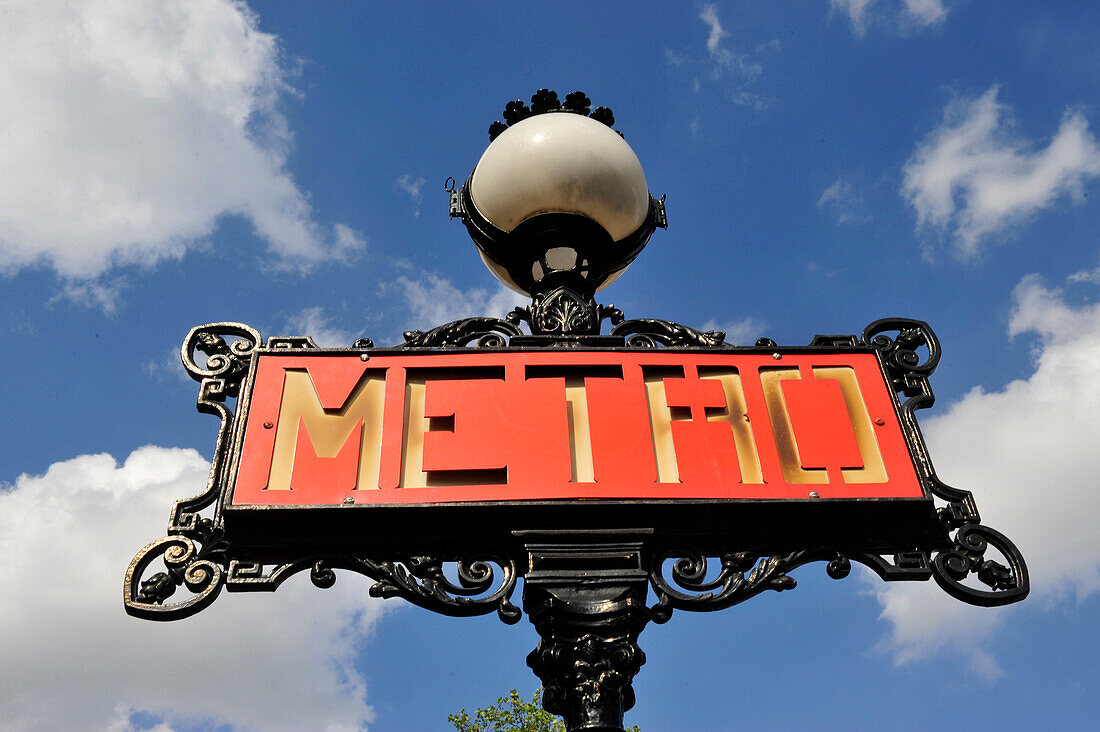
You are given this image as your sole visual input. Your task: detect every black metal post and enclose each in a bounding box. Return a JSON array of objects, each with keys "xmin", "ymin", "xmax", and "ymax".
[{"xmin": 518, "ymin": 530, "xmax": 652, "ymax": 732}]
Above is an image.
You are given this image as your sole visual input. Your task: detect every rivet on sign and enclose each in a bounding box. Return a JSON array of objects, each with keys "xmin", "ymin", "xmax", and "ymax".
[
  {"xmin": 360, "ymin": 354, "xmax": 369, "ymax": 361},
  {"xmin": 263, "ymin": 422, "xmax": 273, "ymax": 429},
  {"xmin": 772, "ymin": 352, "xmax": 782, "ymax": 360},
  {"xmin": 875, "ymin": 418, "xmax": 886, "ymax": 426},
  {"xmin": 343, "ymin": 497, "xmax": 355, "ymax": 504},
  {"xmin": 809, "ymin": 491, "xmax": 820, "ymax": 499}
]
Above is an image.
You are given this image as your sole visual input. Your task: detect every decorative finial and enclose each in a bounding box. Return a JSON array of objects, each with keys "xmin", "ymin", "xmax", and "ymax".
[
  {"xmin": 530, "ymin": 88, "xmax": 560, "ymax": 114},
  {"xmin": 487, "ymin": 89, "xmax": 617, "ymax": 141}
]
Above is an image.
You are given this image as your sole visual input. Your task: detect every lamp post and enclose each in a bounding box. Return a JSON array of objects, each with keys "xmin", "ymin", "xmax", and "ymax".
[{"xmin": 447, "ymin": 91, "xmax": 669, "ymax": 729}]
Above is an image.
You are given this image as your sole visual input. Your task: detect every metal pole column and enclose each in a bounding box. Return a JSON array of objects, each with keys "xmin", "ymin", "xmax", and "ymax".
[{"xmin": 518, "ymin": 530, "xmax": 652, "ymax": 732}]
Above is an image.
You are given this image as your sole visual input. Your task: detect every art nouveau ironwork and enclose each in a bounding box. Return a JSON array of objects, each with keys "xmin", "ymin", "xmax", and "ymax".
[{"xmin": 126, "ymin": 90, "xmax": 1028, "ymax": 732}]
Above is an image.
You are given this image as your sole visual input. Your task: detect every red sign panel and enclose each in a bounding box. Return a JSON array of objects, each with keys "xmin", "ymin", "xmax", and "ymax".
[{"xmin": 229, "ymin": 351, "xmax": 922, "ymax": 506}]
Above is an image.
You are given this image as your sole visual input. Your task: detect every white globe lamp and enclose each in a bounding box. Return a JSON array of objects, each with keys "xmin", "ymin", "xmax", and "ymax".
[{"xmin": 451, "ymin": 90, "xmax": 666, "ymax": 298}]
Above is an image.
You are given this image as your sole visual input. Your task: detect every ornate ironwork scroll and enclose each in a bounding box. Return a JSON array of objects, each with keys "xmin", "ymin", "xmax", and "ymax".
[
  {"xmin": 398, "ymin": 307, "xmax": 733, "ymax": 349},
  {"xmin": 611, "ymin": 318, "xmax": 729, "ymax": 348},
  {"xmin": 649, "ymin": 547, "xmax": 817, "ymax": 623},
  {"xmin": 402, "ymin": 316, "xmax": 522, "ymax": 348},
  {"xmin": 222, "ymin": 553, "xmax": 521, "ymax": 623},
  {"xmin": 859, "ymin": 318, "xmax": 1028, "ymax": 606}
]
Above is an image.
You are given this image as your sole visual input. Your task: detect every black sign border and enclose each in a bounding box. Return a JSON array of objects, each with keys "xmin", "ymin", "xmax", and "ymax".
[{"xmin": 219, "ymin": 346, "xmax": 936, "ymax": 556}]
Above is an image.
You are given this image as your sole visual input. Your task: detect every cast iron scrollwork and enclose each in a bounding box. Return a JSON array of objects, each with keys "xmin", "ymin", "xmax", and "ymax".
[
  {"xmin": 648, "ymin": 546, "xmax": 836, "ymax": 623},
  {"xmin": 168, "ymin": 323, "xmax": 261, "ymax": 538},
  {"xmin": 364, "ymin": 553, "xmax": 522, "ymax": 622},
  {"xmin": 849, "ymin": 317, "xmax": 1029, "ymax": 607},
  {"xmin": 402, "ymin": 295, "xmax": 627, "ymax": 345},
  {"xmin": 181, "ymin": 321, "xmax": 261, "ymax": 398},
  {"xmin": 124, "ymin": 520, "xmax": 228, "ymax": 620},
  {"xmin": 268, "ymin": 336, "xmax": 317, "ymax": 350},
  {"xmin": 647, "ymin": 541, "xmax": 1021, "ymax": 623},
  {"xmin": 530, "ymin": 286, "xmax": 599, "ymax": 334},
  {"xmin": 129, "ymin": 546, "xmax": 522, "ymax": 622},
  {"xmin": 126, "ymin": 323, "xmax": 259, "ymax": 619},
  {"xmin": 849, "ymin": 551, "xmax": 931, "ymax": 581},
  {"xmin": 932, "ymin": 523, "xmax": 1029, "ymax": 607},
  {"xmin": 402, "ymin": 316, "xmax": 523, "ymax": 348},
  {"xmin": 222, "ymin": 552, "xmax": 521, "ymax": 623},
  {"xmin": 648, "ymin": 540, "xmax": 1027, "ymax": 622},
  {"xmin": 611, "ymin": 318, "xmax": 729, "ymax": 348},
  {"xmin": 507, "ymin": 292, "xmax": 624, "ymax": 337},
  {"xmin": 860, "ymin": 318, "xmax": 940, "ymax": 411}
]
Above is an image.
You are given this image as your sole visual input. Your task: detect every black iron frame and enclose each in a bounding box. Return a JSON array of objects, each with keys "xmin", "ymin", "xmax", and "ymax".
[{"xmin": 126, "ymin": 309, "xmax": 1027, "ymax": 732}]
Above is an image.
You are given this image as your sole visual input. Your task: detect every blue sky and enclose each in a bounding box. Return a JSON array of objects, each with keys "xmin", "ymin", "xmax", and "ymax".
[{"xmin": 1, "ymin": 1, "xmax": 1099, "ymax": 729}]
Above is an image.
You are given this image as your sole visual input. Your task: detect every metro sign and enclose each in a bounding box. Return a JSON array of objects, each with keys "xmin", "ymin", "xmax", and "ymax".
[
  {"xmin": 125, "ymin": 91, "xmax": 1029, "ymax": 706},
  {"xmin": 228, "ymin": 350, "xmax": 924, "ymax": 509},
  {"xmin": 126, "ymin": 320, "xmax": 1028, "ymax": 628}
]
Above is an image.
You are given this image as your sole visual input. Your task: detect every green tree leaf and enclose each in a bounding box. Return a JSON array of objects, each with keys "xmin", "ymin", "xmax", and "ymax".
[{"xmin": 448, "ymin": 689, "xmax": 640, "ymax": 731}]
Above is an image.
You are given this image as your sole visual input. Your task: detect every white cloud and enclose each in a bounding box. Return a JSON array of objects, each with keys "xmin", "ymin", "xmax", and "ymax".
[
  {"xmin": 700, "ymin": 317, "xmax": 766, "ymax": 346},
  {"xmin": 817, "ymin": 178, "xmax": 869, "ymax": 224},
  {"xmin": 698, "ymin": 4, "xmax": 761, "ymax": 81},
  {"xmin": 50, "ymin": 277, "xmax": 127, "ymax": 314},
  {"xmin": 830, "ymin": 0, "xmax": 877, "ymax": 34},
  {"xmin": 0, "ymin": 0, "xmax": 365, "ymax": 280},
  {"xmin": 666, "ymin": 3, "xmax": 770, "ymax": 133},
  {"xmin": 873, "ymin": 272, "xmax": 1100, "ymax": 675},
  {"xmin": 873, "ymin": 580, "xmax": 1010, "ymax": 680},
  {"xmin": 902, "ymin": 0, "xmax": 948, "ymax": 25},
  {"xmin": 333, "ymin": 223, "xmax": 369, "ymax": 258},
  {"xmin": 395, "ymin": 274, "xmax": 528, "ymax": 332},
  {"xmin": 283, "ymin": 305, "xmax": 360, "ymax": 348},
  {"xmin": 902, "ymin": 87, "xmax": 1100, "ymax": 257},
  {"xmin": 830, "ymin": 0, "xmax": 947, "ymax": 35},
  {"xmin": 394, "ymin": 174, "xmax": 427, "ymax": 218},
  {"xmin": 1067, "ymin": 261, "xmax": 1100, "ymax": 285},
  {"xmin": 0, "ymin": 446, "xmax": 387, "ymax": 730},
  {"xmin": 700, "ymin": 4, "xmax": 730, "ymax": 57}
]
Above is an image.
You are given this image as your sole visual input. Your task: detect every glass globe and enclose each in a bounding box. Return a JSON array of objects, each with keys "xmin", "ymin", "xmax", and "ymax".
[{"xmin": 469, "ymin": 113, "xmax": 650, "ymax": 242}]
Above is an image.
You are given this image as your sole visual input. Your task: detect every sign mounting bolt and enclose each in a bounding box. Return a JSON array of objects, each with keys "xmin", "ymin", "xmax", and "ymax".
[
  {"xmin": 772, "ymin": 352, "xmax": 782, "ymax": 360},
  {"xmin": 809, "ymin": 491, "xmax": 820, "ymax": 499},
  {"xmin": 343, "ymin": 496, "xmax": 355, "ymax": 504}
]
